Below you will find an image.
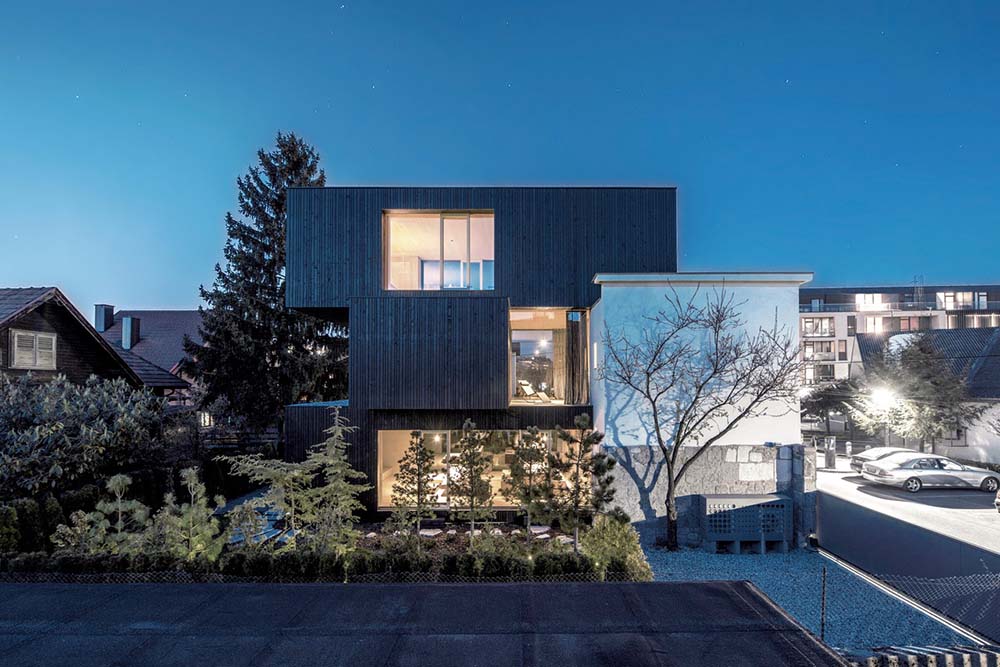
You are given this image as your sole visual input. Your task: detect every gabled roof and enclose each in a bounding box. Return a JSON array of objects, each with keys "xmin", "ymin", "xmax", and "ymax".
[
  {"xmin": 100, "ymin": 310, "xmax": 202, "ymax": 374},
  {"xmin": 0, "ymin": 287, "xmax": 58, "ymax": 327},
  {"xmin": 857, "ymin": 327, "xmax": 1000, "ymax": 399},
  {"xmin": 0, "ymin": 287, "xmax": 146, "ymax": 388}
]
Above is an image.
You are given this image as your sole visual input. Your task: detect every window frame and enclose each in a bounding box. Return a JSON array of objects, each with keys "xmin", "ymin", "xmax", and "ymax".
[
  {"xmin": 9, "ymin": 329, "xmax": 57, "ymax": 371},
  {"xmin": 383, "ymin": 210, "xmax": 495, "ymax": 292}
]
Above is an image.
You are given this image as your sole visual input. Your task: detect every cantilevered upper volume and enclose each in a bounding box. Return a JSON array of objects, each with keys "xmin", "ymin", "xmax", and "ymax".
[{"xmin": 285, "ymin": 186, "xmax": 678, "ymax": 314}]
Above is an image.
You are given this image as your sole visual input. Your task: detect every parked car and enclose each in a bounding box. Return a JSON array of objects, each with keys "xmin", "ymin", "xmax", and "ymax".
[
  {"xmin": 861, "ymin": 452, "xmax": 1000, "ymax": 494},
  {"xmin": 995, "ymin": 487, "xmax": 1000, "ymax": 513},
  {"xmin": 849, "ymin": 446, "xmax": 913, "ymax": 473}
]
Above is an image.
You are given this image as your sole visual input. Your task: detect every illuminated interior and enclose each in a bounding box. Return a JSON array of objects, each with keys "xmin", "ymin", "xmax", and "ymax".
[{"xmin": 385, "ymin": 212, "xmax": 494, "ymax": 290}]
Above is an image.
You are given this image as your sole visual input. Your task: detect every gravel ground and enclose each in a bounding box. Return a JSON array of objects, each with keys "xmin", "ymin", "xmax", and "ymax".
[{"xmin": 644, "ymin": 546, "xmax": 966, "ymax": 653}]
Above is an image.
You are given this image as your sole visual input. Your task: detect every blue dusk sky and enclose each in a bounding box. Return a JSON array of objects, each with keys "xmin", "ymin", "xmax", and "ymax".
[{"xmin": 1, "ymin": 1, "xmax": 999, "ymax": 312}]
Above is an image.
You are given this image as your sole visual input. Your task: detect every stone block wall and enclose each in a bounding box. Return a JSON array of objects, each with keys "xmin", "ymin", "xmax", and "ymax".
[{"xmin": 606, "ymin": 443, "xmax": 816, "ymax": 547}]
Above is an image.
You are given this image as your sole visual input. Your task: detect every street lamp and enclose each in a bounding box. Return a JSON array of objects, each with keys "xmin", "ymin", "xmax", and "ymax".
[{"xmin": 871, "ymin": 387, "xmax": 898, "ymax": 411}]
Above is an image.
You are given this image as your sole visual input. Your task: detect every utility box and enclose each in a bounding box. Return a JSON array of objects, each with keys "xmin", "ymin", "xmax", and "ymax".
[{"xmin": 698, "ymin": 494, "xmax": 793, "ymax": 554}]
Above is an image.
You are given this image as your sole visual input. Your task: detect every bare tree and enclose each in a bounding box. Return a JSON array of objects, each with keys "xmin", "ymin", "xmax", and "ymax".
[{"xmin": 600, "ymin": 286, "xmax": 801, "ymax": 550}]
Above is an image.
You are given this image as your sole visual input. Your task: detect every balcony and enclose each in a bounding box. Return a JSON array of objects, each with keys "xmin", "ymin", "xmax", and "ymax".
[
  {"xmin": 804, "ymin": 352, "xmax": 837, "ymax": 362},
  {"xmin": 801, "ymin": 329, "xmax": 836, "ymax": 338},
  {"xmin": 800, "ymin": 300, "xmax": 1000, "ymax": 313}
]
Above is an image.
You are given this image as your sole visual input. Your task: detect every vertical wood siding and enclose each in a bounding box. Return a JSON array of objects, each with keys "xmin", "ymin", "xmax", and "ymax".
[
  {"xmin": 348, "ymin": 296, "xmax": 510, "ymax": 410},
  {"xmin": 286, "ymin": 187, "xmax": 677, "ymax": 311}
]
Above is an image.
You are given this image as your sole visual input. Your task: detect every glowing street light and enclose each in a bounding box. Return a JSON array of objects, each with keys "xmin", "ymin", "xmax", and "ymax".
[{"xmin": 870, "ymin": 387, "xmax": 898, "ymax": 410}]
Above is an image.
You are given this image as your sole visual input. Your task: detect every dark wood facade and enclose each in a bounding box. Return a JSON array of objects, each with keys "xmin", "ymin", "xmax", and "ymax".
[
  {"xmin": 1, "ymin": 302, "xmax": 138, "ymax": 386},
  {"xmin": 284, "ymin": 186, "xmax": 678, "ymax": 514},
  {"xmin": 348, "ymin": 295, "xmax": 510, "ymax": 410},
  {"xmin": 287, "ymin": 186, "xmax": 677, "ymax": 313}
]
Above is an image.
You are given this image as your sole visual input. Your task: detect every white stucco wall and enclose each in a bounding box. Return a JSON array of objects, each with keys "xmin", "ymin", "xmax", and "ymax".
[
  {"xmin": 936, "ymin": 403, "xmax": 1000, "ymax": 465},
  {"xmin": 590, "ymin": 273, "xmax": 809, "ymax": 450}
]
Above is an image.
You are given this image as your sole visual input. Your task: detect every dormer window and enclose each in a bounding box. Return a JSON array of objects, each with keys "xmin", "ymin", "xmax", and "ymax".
[
  {"xmin": 384, "ymin": 211, "xmax": 495, "ymax": 291},
  {"xmin": 9, "ymin": 329, "xmax": 57, "ymax": 370}
]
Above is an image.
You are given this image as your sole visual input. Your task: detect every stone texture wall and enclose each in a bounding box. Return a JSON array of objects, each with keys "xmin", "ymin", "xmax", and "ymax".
[{"xmin": 606, "ymin": 443, "xmax": 816, "ymax": 547}]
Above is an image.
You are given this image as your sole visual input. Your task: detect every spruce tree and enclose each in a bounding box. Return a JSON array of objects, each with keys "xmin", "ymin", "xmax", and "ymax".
[
  {"xmin": 303, "ymin": 408, "xmax": 369, "ymax": 556},
  {"xmin": 153, "ymin": 467, "xmax": 226, "ymax": 562},
  {"xmin": 503, "ymin": 426, "xmax": 550, "ymax": 541},
  {"xmin": 550, "ymin": 414, "xmax": 617, "ymax": 552},
  {"xmin": 182, "ymin": 132, "xmax": 347, "ymax": 433},
  {"xmin": 448, "ymin": 420, "xmax": 495, "ymax": 549},
  {"xmin": 391, "ymin": 431, "xmax": 440, "ymax": 539}
]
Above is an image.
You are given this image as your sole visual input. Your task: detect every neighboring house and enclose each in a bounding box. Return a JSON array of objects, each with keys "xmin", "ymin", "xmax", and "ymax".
[
  {"xmin": 856, "ymin": 327, "xmax": 1000, "ymax": 464},
  {"xmin": 799, "ymin": 284, "xmax": 1000, "ymax": 385},
  {"xmin": 0, "ymin": 287, "xmax": 142, "ymax": 387},
  {"xmin": 282, "ymin": 186, "xmax": 808, "ymax": 517},
  {"xmin": 94, "ymin": 305, "xmax": 199, "ymax": 402}
]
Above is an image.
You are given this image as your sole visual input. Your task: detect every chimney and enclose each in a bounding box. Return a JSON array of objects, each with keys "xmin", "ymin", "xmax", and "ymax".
[
  {"xmin": 122, "ymin": 316, "xmax": 141, "ymax": 350},
  {"xmin": 95, "ymin": 304, "xmax": 115, "ymax": 332}
]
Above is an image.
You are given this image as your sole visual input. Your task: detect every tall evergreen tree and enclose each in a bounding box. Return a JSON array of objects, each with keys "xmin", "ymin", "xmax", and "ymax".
[
  {"xmin": 391, "ymin": 431, "xmax": 440, "ymax": 539},
  {"xmin": 503, "ymin": 426, "xmax": 550, "ymax": 540},
  {"xmin": 550, "ymin": 414, "xmax": 617, "ymax": 553},
  {"xmin": 449, "ymin": 420, "xmax": 495, "ymax": 549},
  {"xmin": 303, "ymin": 408, "xmax": 370, "ymax": 556},
  {"xmin": 183, "ymin": 132, "xmax": 347, "ymax": 433}
]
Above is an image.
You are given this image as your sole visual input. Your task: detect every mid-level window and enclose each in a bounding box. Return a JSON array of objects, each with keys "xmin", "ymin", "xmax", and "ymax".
[
  {"xmin": 801, "ymin": 317, "xmax": 834, "ymax": 337},
  {"xmin": 510, "ymin": 308, "xmax": 589, "ymax": 405},
  {"xmin": 385, "ymin": 212, "xmax": 494, "ymax": 291},
  {"xmin": 376, "ymin": 429, "xmax": 574, "ymax": 510},
  {"xmin": 9, "ymin": 330, "xmax": 57, "ymax": 370}
]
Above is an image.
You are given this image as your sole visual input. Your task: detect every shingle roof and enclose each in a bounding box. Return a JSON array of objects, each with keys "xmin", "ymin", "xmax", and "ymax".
[
  {"xmin": 0, "ymin": 287, "xmax": 57, "ymax": 326},
  {"xmin": 857, "ymin": 327, "xmax": 1000, "ymax": 399},
  {"xmin": 112, "ymin": 345, "xmax": 190, "ymax": 389},
  {"xmin": 100, "ymin": 310, "xmax": 202, "ymax": 374}
]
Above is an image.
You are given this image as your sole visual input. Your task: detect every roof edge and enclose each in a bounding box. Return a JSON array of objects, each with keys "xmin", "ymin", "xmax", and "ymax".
[{"xmin": 594, "ymin": 272, "xmax": 814, "ymax": 286}]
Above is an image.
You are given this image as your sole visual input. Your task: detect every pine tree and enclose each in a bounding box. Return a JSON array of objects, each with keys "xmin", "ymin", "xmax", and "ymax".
[
  {"xmin": 448, "ymin": 420, "xmax": 495, "ymax": 549},
  {"xmin": 153, "ymin": 468, "xmax": 226, "ymax": 562},
  {"xmin": 302, "ymin": 408, "xmax": 369, "ymax": 556},
  {"xmin": 95, "ymin": 474, "xmax": 150, "ymax": 555},
  {"xmin": 182, "ymin": 132, "xmax": 347, "ymax": 433},
  {"xmin": 391, "ymin": 430, "xmax": 440, "ymax": 539},
  {"xmin": 217, "ymin": 453, "xmax": 314, "ymax": 536},
  {"xmin": 550, "ymin": 414, "xmax": 617, "ymax": 552},
  {"xmin": 503, "ymin": 426, "xmax": 550, "ymax": 540}
]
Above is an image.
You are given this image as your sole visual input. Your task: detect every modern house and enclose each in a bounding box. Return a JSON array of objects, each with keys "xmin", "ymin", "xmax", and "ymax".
[
  {"xmin": 0, "ymin": 287, "xmax": 143, "ymax": 387},
  {"xmin": 94, "ymin": 305, "xmax": 199, "ymax": 402},
  {"xmin": 856, "ymin": 327, "xmax": 1000, "ymax": 464},
  {"xmin": 284, "ymin": 187, "xmax": 809, "ymax": 521},
  {"xmin": 799, "ymin": 284, "xmax": 1000, "ymax": 385}
]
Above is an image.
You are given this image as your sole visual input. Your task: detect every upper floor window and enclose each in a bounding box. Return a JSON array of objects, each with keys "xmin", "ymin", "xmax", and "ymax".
[
  {"xmin": 9, "ymin": 329, "xmax": 57, "ymax": 370},
  {"xmin": 385, "ymin": 212, "xmax": 494, "ymax": 291},
  {"xmin": 801, "ymin": 317, "xmax": 834, "ymax": 337}
]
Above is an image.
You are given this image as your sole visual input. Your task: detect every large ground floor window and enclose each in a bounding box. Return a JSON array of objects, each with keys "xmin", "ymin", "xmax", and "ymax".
[{"xmin": 376, "ymin": 428, "xmax": 571, "ymax": 510}]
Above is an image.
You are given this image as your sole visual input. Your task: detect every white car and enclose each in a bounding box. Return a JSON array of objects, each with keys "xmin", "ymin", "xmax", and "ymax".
[
  {"xmin": 849, "ymin": 446, "xmax": 913, "ymax": 473},
  {"xmin": 861, "ymin": 452, "xmax": 1000, "ymax": 494}
]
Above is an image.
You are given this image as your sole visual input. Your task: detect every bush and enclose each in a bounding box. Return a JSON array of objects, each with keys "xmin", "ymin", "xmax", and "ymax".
[
  {"xmin": 60, "ymin": 485, "xmax": 99, "ymax": 516},
  {"xmin": 581, "ymin": 515, "xmax": 653, "ymax": 582},
  {"xmin": 442, "ymin": 552, "xmax": 532, "ymax": 579},
  {"xmin": 0, "ymin": 374, "xmax": 167, "ymax": 497},
  {"xmin": 128, "ymin": 552, "xmax": 178, "ymax": 573},
  {"xmin": 41, "ymin": 496, "xmax": 65, "ymax": 543},
  {"xmin": 0, "ymin": 506, "xmax": 19, "ymax": 552},
  {"xmin": 532, "ymin": 551, "xmax": 595, "ymax": 576},
  {"xmin": 12, "ymin": 499, "xmax": 43, "ymax": 553},
  {"xmin": 8, "ymin": 551, "xmax": 52, "ymax": 573}
]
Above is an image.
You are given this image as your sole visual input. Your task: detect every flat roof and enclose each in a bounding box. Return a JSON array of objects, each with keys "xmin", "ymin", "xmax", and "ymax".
[{"xmin": 594, "ymin": 271, "xmax": 814, "ymax": 285}]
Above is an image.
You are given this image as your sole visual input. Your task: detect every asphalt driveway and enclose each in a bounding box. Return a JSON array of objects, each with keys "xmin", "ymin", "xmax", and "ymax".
[
  {"xmin": 817, "ymin": 457, "xmax": 1000, "ymax": 555},
  {"xmin": 0, "ymin": 581, "xmax": 844, "ymax": 667}
]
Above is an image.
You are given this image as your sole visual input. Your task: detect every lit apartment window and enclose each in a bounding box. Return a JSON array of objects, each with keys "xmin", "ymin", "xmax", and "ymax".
[
  {"xmin": 509, "ymin": 309, "xmax": 589, "ymax": 405},
  {"xmin": 864, "ymin": 316, "xmax": 883, "ymax": 334},
  {"xmin": 385, "ymin": 212, "xmax": 494, "ymax": 291},
  {"xmin": 9, "ymin": 330, "xmax": 57, "ymax": 370},
  {"xmin": 838, "ymin": 340, "xmax": 847, "ymax": 361}
]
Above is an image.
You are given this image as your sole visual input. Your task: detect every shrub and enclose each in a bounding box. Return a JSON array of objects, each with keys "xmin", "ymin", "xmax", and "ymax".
[
  {"xmin": 0, "ymin": 506, "xmax": 19, "ymax": 552},
  {"xmin": 41, "ymin": 496, "xmax": 65, "ymax": 543},
  {"xmin": 8, "ymin": 551, "xmax": 52, "ymax": 573},
  {"xmin": 60, "ymin": 485, "xmax": 99, "ymax": 516},
  {"xmin": 12, "ymin": 499, "xmax": 43, "ymax": 553},
  {"xmin": 581, "ymin": 515, "xmax": 653, "ymax": 582},
  {"xmin": 0, "ymin": 374, "xmax": 167, "ymax": 497},
  {"xmin": 532, "ymin": 551, "xmax": 595, "ymax": 576},
  {"xmin": 128, "ymin": 552, "xmax": 178, "ymax": 573},
  {"xmin": 442, "ymin": 552, "xmax": 531, "ymax": 579}
]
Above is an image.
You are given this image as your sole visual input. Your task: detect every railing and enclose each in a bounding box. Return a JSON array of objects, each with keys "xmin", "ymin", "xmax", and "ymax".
[
  {"xmin": 801, "ymin": 329, "xmax": 836, "ymax": 338},
  {"xmin": 800, "ymin": 300, "xmax": 1000, "ymax": 313}
]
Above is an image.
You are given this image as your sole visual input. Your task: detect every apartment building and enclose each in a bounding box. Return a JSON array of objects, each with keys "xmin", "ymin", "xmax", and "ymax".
[{"xmin": 799, "ymin": 284, "xmax": 1000, "ymax": 384}]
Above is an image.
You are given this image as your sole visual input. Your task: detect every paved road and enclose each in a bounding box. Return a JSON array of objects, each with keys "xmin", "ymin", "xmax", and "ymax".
[
  {"xmin": 817, "ymin": 456, "xmax": 1000, "ymax": 555},
  {"xmin": 0, "ymin": 581, "xmax": 844, "ymax": 667}
]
